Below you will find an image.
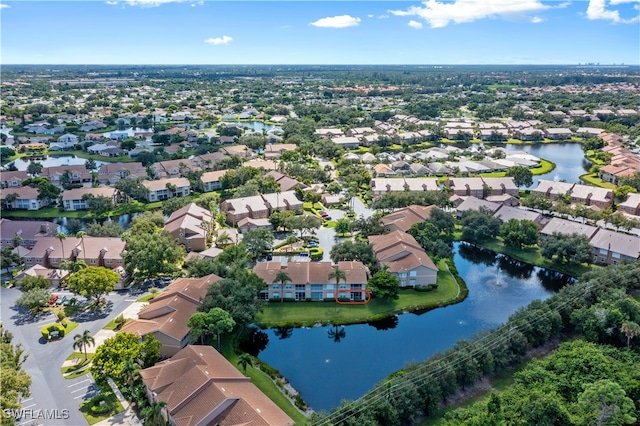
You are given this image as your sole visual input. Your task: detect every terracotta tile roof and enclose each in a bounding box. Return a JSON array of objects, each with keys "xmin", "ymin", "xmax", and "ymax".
[
  {"xmin": 381, "ymin": 205, "xmax": 436, "ymax": 233},
  {"xmin": 0, "ymin": 219, "xmax": 58, "ymax": 240},
  {"xmin": 140, "ymin": 345, "xmax": 293, "ymax": 426},
  {"xmin": 369, "ymin": 230, "xmax": 437, "ymax": 273},
  {"xmin": 253, "ymin": 261, "xmax": 368, "ymax": 285}
]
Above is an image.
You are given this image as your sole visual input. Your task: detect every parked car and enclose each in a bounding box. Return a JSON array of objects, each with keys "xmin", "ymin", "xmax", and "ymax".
[
  {"xmin": 48, "ymin": 295, "xmax": 59, "ymax": 305},
  {"xmin": 55, "ymin": 295, "xmax": 67, "ymax": 306}
]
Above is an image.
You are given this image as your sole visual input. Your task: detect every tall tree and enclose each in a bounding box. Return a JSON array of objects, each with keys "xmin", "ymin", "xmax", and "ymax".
[
  {"xmin": 72, "ymin": 330, "xmax": 95, "ymax": 360},
  {"xmin": 328, "ymin": 266, "xmax": 347, "ymax": 298},
  {"xmin": 274, "ymin": 270, "xmax": 291, "ymax": 302},
  {"xmin": 237, "ymin": 353, "xmax": 253, "ymax": 373},
  {"xmin": 367, "ymin": 269, "xmax": 400, "ymax": 302},
  {"xmin": 506, "ymin": 166, "xmax": 533, "ymax": 188},
  {"xmin": 0, "ymin": 326, "xmax": 31, "ymax": 414},
  {"xmin": 123, "ymin": 232, "xmax": 185, "ymax": 282},
  {"xmin": 500, "ymin": 219, "xmax": 539, "ymax": 249},
  {"xmin": 67, "ymin": 266, "xmax": 119, "ymax": 305},
  {"xmin": 56, "ymin": 232, "xmax": 67, "ymax": 263}
]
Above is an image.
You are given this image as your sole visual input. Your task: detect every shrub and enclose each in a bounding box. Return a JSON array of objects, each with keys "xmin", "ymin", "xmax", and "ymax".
[
  {"xmin": 41, "ymin": 323, "xmax": 66, "ymax": 340},
  {"xmin": 309, "ymin": 247, "xmax": 323, "ymax": 261}
]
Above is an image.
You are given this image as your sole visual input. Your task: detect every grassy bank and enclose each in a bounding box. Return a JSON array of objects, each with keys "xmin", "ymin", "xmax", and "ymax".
[
  {"xmin": 579, "ymin": 172, "xmax": 617, "ymax": 189},
  {"xmin": 256, "ymin": 259, "xmax": 463, "ymax": 328},
  {"xmin": 1, "ymin": 206, "xmax": 93, "ymax": 219},
  {"xmin": 474, "ymin": 237, "xmax": 594, "ymax": 278},
  {"xmin": 220, "ymin": 338, "xmax": 309, "ymax": 425}
]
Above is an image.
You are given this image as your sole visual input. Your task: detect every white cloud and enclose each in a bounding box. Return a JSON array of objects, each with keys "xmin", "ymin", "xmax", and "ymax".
[
  {"xmin": 190, "ymin": 0, "xmax": 204, "ymax": 6},
  {"xmin": 586, "ymin": 0, "xmax": 640, "ymax": 22},
  {"xmin": 124, "ymin": 0, "xmax": 187, "ymax": 7},
  {"xmin": 1, "ymin": 3, "xmax": 11, "ymax": 8},
  {"xmin": 557, "ymin": 1, "xmax": 572, "ymax": 8},
  {"xmin": 610, "ymin": 0, "xmax": 640, "ymax": 4},
  {"xmin": 367, "ymin": 14, "xmax": 374, "ymax": 18},
  {"xmin": 389, "ymin": 0, "xmax": 551, "ymax": 28},
  {"xmin": 105, "ymin": 1, "xmax": 118, "ymax": 5},
  {"xmin": 204, "ymin": 35, "xmax": 233, "ymax": 45},
  {"xmin": 310, "ymin": 15, "xmax": 361, "ymax": 28},
  {"xmin": 378, "ymin": 14, "xmax": 390, "ymax": 19},
  {"xmin": 531, "ymin": 16, "xmax": 545, "ymax": 23},
  {"xmin": 408, "ymin": 20, "xmax": 423, "ymax": 28}
]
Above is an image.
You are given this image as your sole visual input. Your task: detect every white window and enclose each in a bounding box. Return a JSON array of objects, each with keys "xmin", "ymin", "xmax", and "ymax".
[
  {"xmin": 326, "ymin": 284, "xmax": 335, "ymax": 290},
  {"xmin": 399, "ymin": 272, "xmax": 407, "ymax": 278},
  {"xmin": 409, "ymin": 270, "xmax": 417, "ymax": 277}
]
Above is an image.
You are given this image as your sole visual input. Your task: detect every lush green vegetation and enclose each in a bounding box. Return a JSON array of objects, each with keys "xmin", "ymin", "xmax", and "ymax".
[
  {"xmin": 79, "ymin": 385, "xmax": 124, "ymax": 425},
  {"xmin": 257, "ymin": 259, "xmax": 461, "ymax": 327}
]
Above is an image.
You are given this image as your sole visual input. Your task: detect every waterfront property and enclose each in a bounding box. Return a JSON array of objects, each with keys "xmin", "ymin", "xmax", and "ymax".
[
  {"xmin": 589, "ymin": 228, "xmax": 640, "ymax": 266},
  {"xmin": 253, "ymin": 261, "xmax": 368, "ymax": 301},
  {"xmin": 533, "ymin": 179, "xmax": 614, "ymax": 209},
  {"xmin": 0, "ymin": 186, "xmax": 49, "ymax": 210},
  {"xmin": 61, "ymin": 187, "xmax": 118, "ymax": 211},
  {"xmin": 370, "ymin": 177, "xmax": 440, "ymax": 198},
  {"xmin": 142, "ymin": 177, "xmax": 190, "ymax": 202},
  {"xmin": 539, "ymin": 217, "xmax": 599, "ymax": 240},
  {"xmin": 140, "ymin": 345, "xmax": 294, "ymax": 426},
  {"xmin": 0, "ymin": 219, "xmax": 59, "ymax": 249},
  {"xmin": 119, "ymin": 273, "xmax": 221, "ymax": 357},
  {"xmin": 368, "ymin": 230, "xmax": 438, "ymax": 287}
]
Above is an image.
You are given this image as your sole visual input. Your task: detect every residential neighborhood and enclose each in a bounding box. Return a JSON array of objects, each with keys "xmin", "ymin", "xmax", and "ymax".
[{"xmin": 1, "ymin": 63, "xmax": 640, "ymax": 426}]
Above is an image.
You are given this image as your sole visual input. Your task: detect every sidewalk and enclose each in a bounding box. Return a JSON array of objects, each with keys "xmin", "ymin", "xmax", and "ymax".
[{"xmin": 94, "ymin": 407, "xmax": 142, "ymax": 426}]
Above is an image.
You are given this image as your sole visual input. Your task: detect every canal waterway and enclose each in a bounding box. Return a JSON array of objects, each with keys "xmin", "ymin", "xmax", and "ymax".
[
  {"xmin": 255, "ymin": 242, "xmax": 573, "ymax": 412},
  {"xmin": 10, "ymin": 154, "xmax": 107, "ymax": 171}
]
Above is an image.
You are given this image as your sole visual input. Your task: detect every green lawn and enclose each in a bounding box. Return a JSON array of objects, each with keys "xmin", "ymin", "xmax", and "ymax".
[
  {"xmin": 1, "ymin": 206, "xmax": 92, "ymax": 219},
  {"xmin": 579, "ymin": 173, "xmax": 617, "ymax": 189},
  {"xmin": 531, "ymin": 159, "xmax": 556, "ymax": 175},
  {"xmin": 79, "ymin": 385, "xmax": 124, "ymax": 425},
  {"xmin": 256, "ymin": 260, "xmax": 462, "ymax": 327},
  {"xmin": 55, "ymin": 150, "xmax": 134, "ymax": 163}
]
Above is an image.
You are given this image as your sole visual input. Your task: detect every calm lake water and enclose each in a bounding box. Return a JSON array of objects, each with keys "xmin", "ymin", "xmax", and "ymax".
[
  {"xmin": 10, "ymin": 154, "xmax": 107, "ymax": 171},
  {"xmin": 505, "ymin": 142, "xmax": 591, "ymax": 188},
  {"xmin": 222, "ymin": 121, "xmax": 283, "ymax": 133},
  {"xmin": 255, "ymin": 242, "xmax": 573, "ymax": 412}
]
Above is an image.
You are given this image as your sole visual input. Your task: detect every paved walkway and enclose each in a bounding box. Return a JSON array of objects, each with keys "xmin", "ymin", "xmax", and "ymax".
[{"xmin": 94, "ymin": 407, "xmax": 142, "ymax": 426}]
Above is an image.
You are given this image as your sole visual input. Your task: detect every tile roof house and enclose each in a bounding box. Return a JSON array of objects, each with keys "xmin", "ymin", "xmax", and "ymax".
[
  {"xmin": 368, "ymin": 230, "xmax": 438, "ymax": 287},
  {"xmin": 253, "ymin": 261, "xmax": 368, "ymax": 301},
  {"xmin": 492, "ymin": 205, "xmax": 542, "ymax": 227},
  {"xmin": 481, "ymin": 177, "xmax": 519, "ymax": 197},
  {"xmin": 532, "ymin": 180, "xmax": 575, "ymax": 200},
  {"xmin": 589, "ymin": 228, "xmax": 640, "ymax": 266},
  {"xmin": 0, "ymin": 219, "xmax": 59, "ymax": 249},
  {"xmin": 97, "ymin": 162, "xmax": 147, "ymax": 185},
  {"xmin": 1, "ymin": 170, "xmax": 29, "ymax": 189},
  {"xmin": 380, "ymin": 205, "xmax": 437, "ymax": 233},
  {"xmin": 568, "ymin": 184, "xmax": 614, "ymax": 209},
  {"xmin": 142, "ymin": 177, "xmax": 191, "ymax": 202},
  {"xmin": 455, "ymin": 197, "xmax": 502, "ymax": 217},
  {"xmin": 539, "ymin": 218, "xmax": 599, "ymax": 240},
  {"xmin": 445, "ymin": 177, "xmax": 486, "ymax": 198},
  {"xmin": 264, "ymin": 171, "xmax": 308, "ymax": 192},
  {"xmin": 544, "ymin": 128, "xmax": 573, "ymax": 140},
  {"xmin": 200, "ymin": 169, "xmax": 228, "ymax": 192},
  {"xmin": 22, "ymin": 236, "xmax": 126, "ymax": 270},
  {"xmin": 220, "ymin": 191, "xmax": 302, "ymax": 226},
  {"xmin": 62, "ymin": 187, "xmax": 118, "ymax": 211},
  {"xmin": 0, "ymin": 186, "xmax": 49, "ymax": 211},
  {"xmin": 14, "ymin": 264, "xmax": 69, "ymax": 288},
  {"xmin": 119, "ymin": 274, "xmax": 222, "ymax": 357},
  {"xmin": 139, "ymin": 345, "xmax": 294, "ymax": 426},
  {"xmin": 370, "ymin": 178, "xmax": 439, "ymax": 198},
  {"xmin": 619, "ymin": 193, "xmax": 640, "ymax": 216},
  {"xmin": 164, "ymin": 203, "xmax": 214, "ymax": 252}
]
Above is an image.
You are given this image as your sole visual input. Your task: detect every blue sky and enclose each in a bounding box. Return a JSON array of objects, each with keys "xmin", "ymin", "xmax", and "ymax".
[{"xmin": 1, "ymin": 0, "xmax": 639, "ymax": 65}]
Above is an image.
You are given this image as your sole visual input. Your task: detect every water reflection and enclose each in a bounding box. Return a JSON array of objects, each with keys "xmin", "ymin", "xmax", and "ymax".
[
  {"xmin": 327, "ymin": 325, "xmax": 346, "ymax": 343},
  {"xmin": 367, "ymin": 315, "xmax": 399, "ymax": 331},
  {"xmin": 273, "ymin": 326, "xmax": 294, "ymax": 340},
  {"xmin": 497, "ymin": 255, "xmax": 534, "ymax": 280},
  {"xmin": 239, "ymin": 328, "xmax": 269, "ymax": 357},
  {"xmin": 257, "ymin": 242, "xmax": 572, "ymax": 411},
  {"xmin": 458, "ymin": 242, "xmax": 497, "ymax": 266},
  {"xmin": 537, "ymin": 269, "xmax": 575, "ymax": 292}
]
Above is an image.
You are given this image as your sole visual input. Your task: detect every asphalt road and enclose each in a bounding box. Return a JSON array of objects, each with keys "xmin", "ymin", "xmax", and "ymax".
[{"xmin": 1, "ymin": 287, "xmax": 138, "ymax": 426}]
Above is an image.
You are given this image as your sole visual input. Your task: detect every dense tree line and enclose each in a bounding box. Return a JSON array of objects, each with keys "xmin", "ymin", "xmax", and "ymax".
[{"xmin": 311, "ymin": 261, "xmax": 640, "ymax": 425}]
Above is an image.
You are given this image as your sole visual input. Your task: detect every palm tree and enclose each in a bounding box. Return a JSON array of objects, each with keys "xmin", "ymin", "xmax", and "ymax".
[
  {"xmin": 142, "ymin": 400, "xmax": 167, "ymax": 426},
  {"xmin": 76, "ymin": 231, "xmax": 87, "ymax": 263},
  {"xmin": 216, "ymin": 232, "xmax": 232, "ymax": 247},
  {"xmin": 328, "ymin": 266, "xmax": 347, "ymax": 297},
  {"xmin": 57, "ymin": 232, "xmax": 67, "ymax": 266},
  {"xmin": 237, "ymin": 353, "xmax": 253, "ymax": 373},
  {"xmin": 621, "ymin": 321, "xmax": 640, "ymax": 348},
  {"xmin": 273, "ymin": 271, "xmax": 291, "ymax": 302},
  {"xmin": 328, "ymin": 324, "xmax": 346, "ymax": 343},
  {"xmin": 73, "ymin": 330, "xmax": 95, "ymax": 361},
  {"xmin": 122, "ymin": 359, "xmax": 140, "ymax": 398}
]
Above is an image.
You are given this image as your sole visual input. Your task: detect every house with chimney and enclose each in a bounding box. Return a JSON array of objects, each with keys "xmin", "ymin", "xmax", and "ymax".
[{"xmin": 164, "ymin": 203, "xmax": 213, "ymax": 252}]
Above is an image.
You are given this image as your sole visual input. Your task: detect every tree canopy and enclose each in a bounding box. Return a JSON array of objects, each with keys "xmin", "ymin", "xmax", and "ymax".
[
  {"xmin": 67, "ymin": 266, "xmax": 120, "ymax": 304},
  {"xmin": 91, "ymin": 333, "xmax": 160, "ymax": 386}
]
